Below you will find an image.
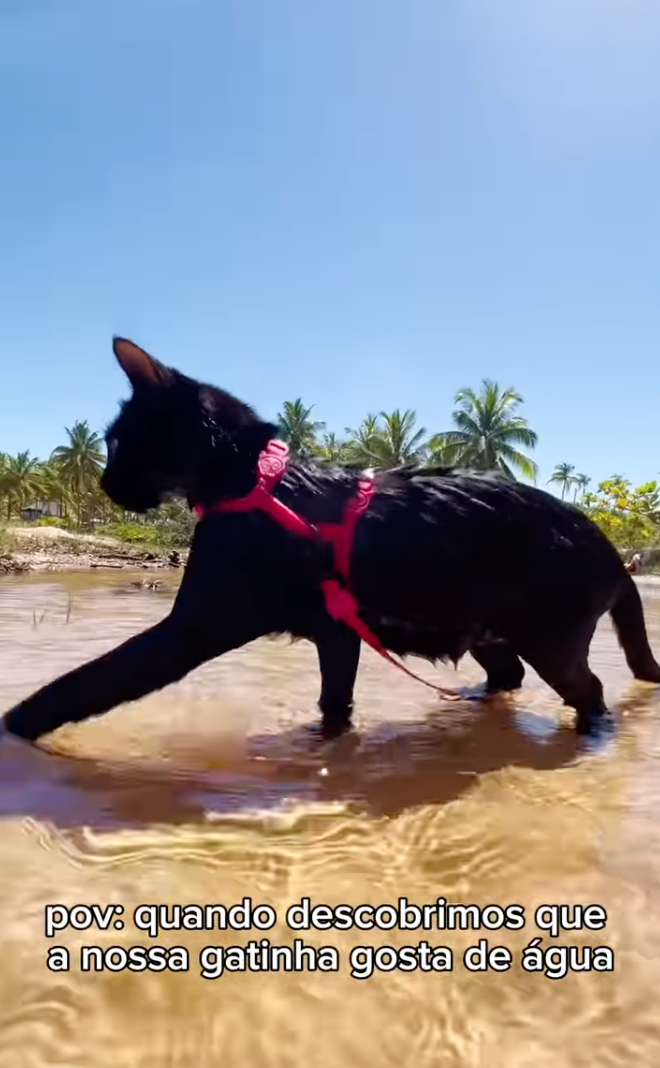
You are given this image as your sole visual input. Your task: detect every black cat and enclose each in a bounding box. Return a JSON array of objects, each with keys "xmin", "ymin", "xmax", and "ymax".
[{"xmin": 2, "ymin": 337, "xmax": 659, "ymax": 744}]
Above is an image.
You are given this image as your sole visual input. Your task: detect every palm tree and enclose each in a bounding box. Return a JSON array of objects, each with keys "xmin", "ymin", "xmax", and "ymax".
[
  {"xmin": 429, "ymin": 380, "xmax": 538, "ymax": 480},
  {"xmin": 277, "ymin": 399, "xmax": 325, "ymax": 457},
  {"xmin": 370, "ymin": 410, "xmax": 428, "ymax": 468},
  {"xmin": 38, "ymin": 458, "xmax": 70, "ymax": 520},
  {"xmin": 51, "ymin": 421, "xmax": 105, "ymax": 528},
  {"xmin": 315, "ymin": 432, "xmax": 349, "ymax": 463},
  {"xmin": 1, "ymin": 451, "xmax": 45, "ymax": 519},
  {"xmin": 0, "ymin": 452, "xmax": 9, "ymax": 517},
  {"xmin": 573, "ymin": 473, "xmax": 590, "ymax": 503},
  {"xmin": 548, "ymin": 463, "xmax": 576, "ymax": 501},
  {"xmin": 344, "ymin": 414, "xmax": 382, "ymax": 465},
  {"xmin": 426, "ymin": 433, "xmax": 464, "ymax": 468},
  {"xmin": 344, "ymin": 411, "xmax": 430, "ymax": 470}
]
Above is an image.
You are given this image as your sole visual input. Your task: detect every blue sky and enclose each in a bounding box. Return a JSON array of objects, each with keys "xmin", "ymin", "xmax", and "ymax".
[{"xmin": 1, "ymin": 0, "xmax": 659, "ymax": 491}]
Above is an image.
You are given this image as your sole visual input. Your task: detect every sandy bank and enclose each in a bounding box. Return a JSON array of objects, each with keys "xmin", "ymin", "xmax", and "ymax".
[
  {"xmin": 3, "ymin": 526, "xmax": 659, "ymax": 583},
  {"xmin": 0, "ymin": 526, "xmax": 186, "ymax": 574}
]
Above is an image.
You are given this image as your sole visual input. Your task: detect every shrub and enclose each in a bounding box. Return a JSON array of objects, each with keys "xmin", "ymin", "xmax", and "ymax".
[{"xmin": 96, "ymin": 522, "xmax": 157, "ymax": 544}]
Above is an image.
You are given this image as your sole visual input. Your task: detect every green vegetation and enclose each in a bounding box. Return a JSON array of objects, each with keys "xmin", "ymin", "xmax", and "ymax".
[
  {"xmin": 428, "ymin": 381, "xmax": 539, "ymax": 480},
  {"xmin": 0, "ymin": 525, "xmax": 16, "ymax": 557},
  {"xmin": 548, "ymin": 462, "xmax": 577, "ymax": 501},
  {"xmin": 1, "ymin": 378, "xmax": 658, "ymax": 559},
  {"xmin": 278, "ymin": 379, "xmax": 539, "ymax": 475},
  {"xmin": 582, "ymin": 478, "xmax": 660, "ymax": 552},
  {"xmin": 276, "ymin": 400, "xmax": 325, "ymax": 459},
  {"xmin": 0, "ymin": 424, "xmax": 194, "ymax": 553},
  {"xmin": 548, "ymin": 463, "xmax": 591, "ymax": 503},
  {"xmin": 50, "ymin": 421, "xmax": 105, "ymax": 527}
]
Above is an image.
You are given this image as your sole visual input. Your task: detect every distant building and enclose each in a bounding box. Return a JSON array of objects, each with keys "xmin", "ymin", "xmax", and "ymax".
[{"xmin": 20, "ymin": 501, "xmax": 64, "ymax": 521}]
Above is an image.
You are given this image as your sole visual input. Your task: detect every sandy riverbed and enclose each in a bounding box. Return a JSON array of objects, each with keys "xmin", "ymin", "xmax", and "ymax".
[{"xmin": 1, "ymin": 569, "xmax": 660, "ymax": 1066}]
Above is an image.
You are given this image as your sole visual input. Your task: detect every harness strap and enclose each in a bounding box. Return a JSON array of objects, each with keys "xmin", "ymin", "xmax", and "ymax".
[{"xmin": 194, "ymin": 440, "xmax": 460, "ymax": 701}]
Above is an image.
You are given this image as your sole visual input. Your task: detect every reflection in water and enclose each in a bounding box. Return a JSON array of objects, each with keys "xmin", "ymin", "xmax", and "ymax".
[{"xmin": 1, "ymin": 572, "xmax": 660, "ymax": 1066}]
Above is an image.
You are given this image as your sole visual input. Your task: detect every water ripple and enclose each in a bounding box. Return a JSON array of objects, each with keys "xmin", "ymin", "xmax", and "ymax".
[{"xmin": 1, "ymin": 572, "xmax": 660, "ymax": 1065}]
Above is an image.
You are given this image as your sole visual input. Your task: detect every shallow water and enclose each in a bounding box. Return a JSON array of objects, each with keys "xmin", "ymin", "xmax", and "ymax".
[{"xmin": 1, "ymin": 571, "xmax": 660, "ymax": 1067}]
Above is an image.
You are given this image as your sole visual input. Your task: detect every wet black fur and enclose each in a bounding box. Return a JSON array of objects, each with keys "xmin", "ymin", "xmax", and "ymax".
[{"xmin": 3, "ymin": 338, "xmax": 660, "ymax": 744}]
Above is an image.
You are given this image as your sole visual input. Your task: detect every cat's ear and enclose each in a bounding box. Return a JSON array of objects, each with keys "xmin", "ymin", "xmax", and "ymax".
[{"xmin": 112, "ymin": 337, "xmax": 173, "ymax": 389}]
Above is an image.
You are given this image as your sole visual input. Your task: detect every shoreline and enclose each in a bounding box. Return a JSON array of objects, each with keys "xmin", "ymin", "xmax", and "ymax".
[
  {"xmin": 0, "ymin": 553, "xmax": 184, "ymax": 574},
  {"xmin": 2, "ymin": 526, "xmax": 660, "ymax": 582},
  {"xmin": 3, "ymin": 559, "xmax": 659, "ymax": 582},
  {"xmin": 0, "ymin": 526, "xmax": 186, "ymax": 574}
]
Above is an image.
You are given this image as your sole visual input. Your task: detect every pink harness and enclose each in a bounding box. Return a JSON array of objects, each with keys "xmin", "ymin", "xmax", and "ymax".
[{"xmin": 194, "ymin": 440, "xmax": 460, "ymax": 699}]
